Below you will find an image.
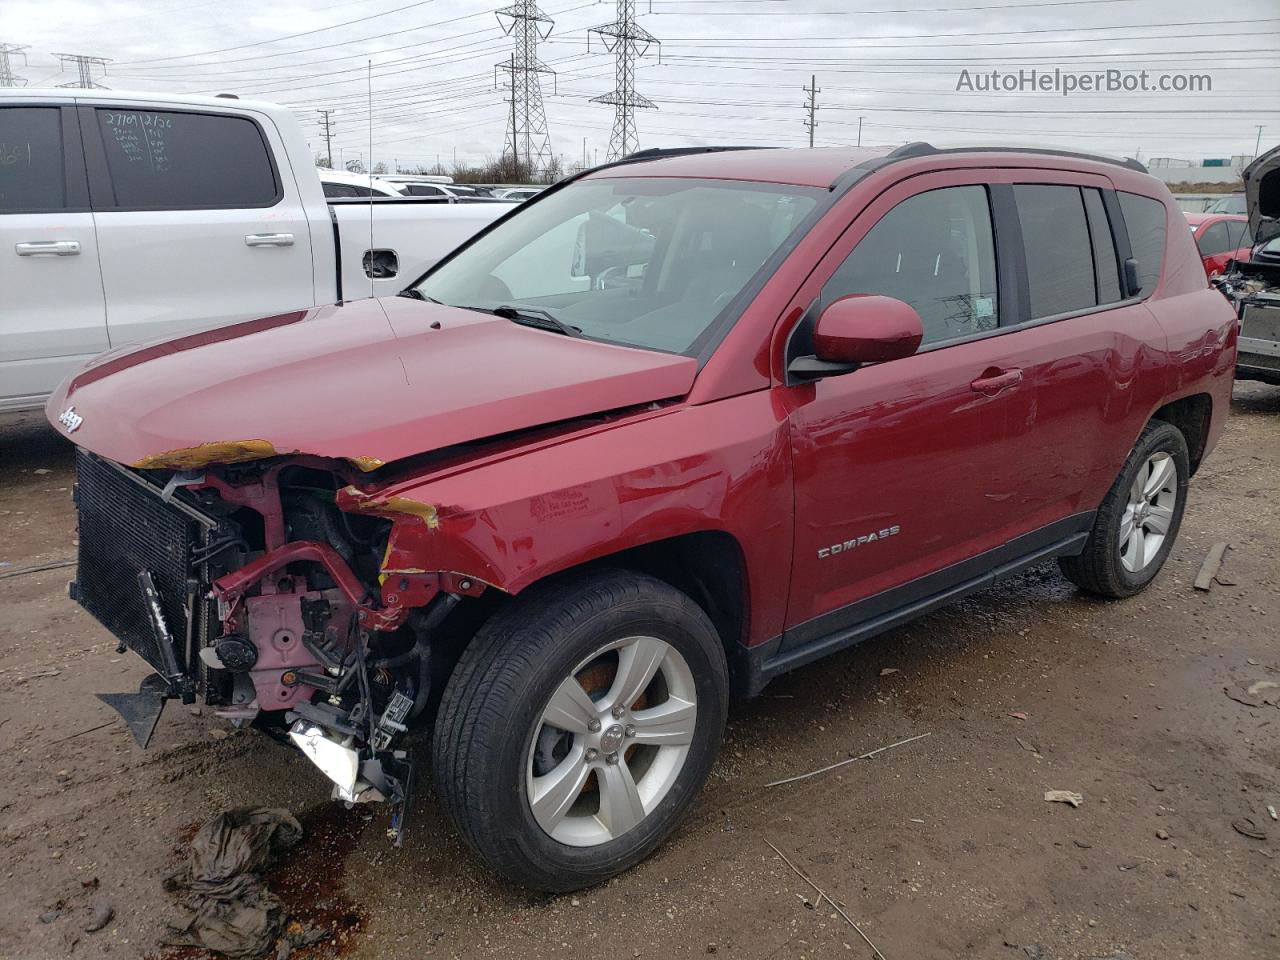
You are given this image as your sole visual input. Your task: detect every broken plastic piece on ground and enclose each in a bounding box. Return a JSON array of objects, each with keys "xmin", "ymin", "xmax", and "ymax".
[
  {"xmin": 1045, "ymin": 789, "xmax": 1084, "ymax": 807},
  {"xmin": 1224, "ymin": 679, "xmax": 1280, "ymax": 708},
  {"xmin": 96, "ymin": 674, "xmax": 172, "ymax": 747},
  {"xmin": 162, "ymin": 807, "xmax": 306, "ymax": 960}
]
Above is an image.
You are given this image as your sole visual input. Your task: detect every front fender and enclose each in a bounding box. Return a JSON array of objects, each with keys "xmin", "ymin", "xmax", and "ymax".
[{"xmin": 339, "ymin": 391, "xmax": 795, "ymax": 647}]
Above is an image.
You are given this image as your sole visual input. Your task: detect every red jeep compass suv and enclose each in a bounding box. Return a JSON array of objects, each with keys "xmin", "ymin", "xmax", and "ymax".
[{"xmin": 48, "ymin": 143, "xmax": 1237, "ymax": 891}]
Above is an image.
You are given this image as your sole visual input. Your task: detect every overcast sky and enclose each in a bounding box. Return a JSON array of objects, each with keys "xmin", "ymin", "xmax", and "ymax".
[{"xmin": 2, "ymin": 0, "xmax": 1276, "ymax": 171}]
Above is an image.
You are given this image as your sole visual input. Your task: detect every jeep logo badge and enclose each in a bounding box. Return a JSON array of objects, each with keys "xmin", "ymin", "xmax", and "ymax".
[{"xmin": 57, "ymin": 406, "xmax": 83, "ymax": 434}]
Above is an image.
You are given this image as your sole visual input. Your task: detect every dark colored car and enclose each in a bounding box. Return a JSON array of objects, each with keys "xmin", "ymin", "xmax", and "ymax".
[
  {"xmin": 1205, "ymin": 193, "xmax": 1246, "ymax": 215},
  {"xmin": 47, "ymin": 143, "xmax": 1236, "ymax": 891}
]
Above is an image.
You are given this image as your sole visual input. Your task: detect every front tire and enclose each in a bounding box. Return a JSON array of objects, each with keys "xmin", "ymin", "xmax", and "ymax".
[
  {"xmin": 1059, "ymin": 420, "xmax": 1190, "ymax": 598},
  {"xmin": 431, "ymin": 570, "xmax": 728, "ymax": 892}
]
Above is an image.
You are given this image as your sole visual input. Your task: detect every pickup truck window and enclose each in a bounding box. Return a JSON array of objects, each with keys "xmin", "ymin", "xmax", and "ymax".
[
  {"xmin": 822, "ymin": 185, "xmax": 998, "ymax": 346},
  {"xmin": 0, "ymin": 107, "xmax": 65, "ymax": 212},
  {"xmin": 415, "ymin": 177, "xmax": 821, "ymax": 356},
  {"xmin": 1015, "ymin": 185, "xmax": 1097, "ymax": 319},
  {"xmin": 93, "ymin": 108, "xmax": 279, "ymax": 210}
]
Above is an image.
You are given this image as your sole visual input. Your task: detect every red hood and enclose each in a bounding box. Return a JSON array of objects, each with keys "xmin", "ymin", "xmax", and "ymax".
[{"xmin": 46, "ymin": 297, "xmax": 698, "ymax": 472}]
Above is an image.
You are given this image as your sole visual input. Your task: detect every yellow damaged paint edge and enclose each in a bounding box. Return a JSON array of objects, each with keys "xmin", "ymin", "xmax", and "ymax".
[
  {"xmin": 346, "ymin": 455, "xmax": 386, "ymax": 472},
  {"xmin": 341, "ymin": 485, "xmax": 440, "ymax": 529},
  {"xmin": 131, "ymin": 439, "xmax": 279, "ymax": 470}
]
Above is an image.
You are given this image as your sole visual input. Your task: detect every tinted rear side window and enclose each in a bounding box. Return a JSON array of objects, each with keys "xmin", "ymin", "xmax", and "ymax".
[
  {"xmin": 1014, "ymin": 185, "xmax": 1095, "ymax": 319},
  {"xmin": 0, "ymin": 107, "xmax": 65, "ymax": 211},
  {"xmin": 95, "ymin": 109, "xmax": 279, "ymax": 209},
  {"xmin": 1118, "ymin": 192, "xmax": 1167, "ymax": 296},
  {"xmin": 1083, "ymin": 188, "xmax": 1122, "ymax": 304}
]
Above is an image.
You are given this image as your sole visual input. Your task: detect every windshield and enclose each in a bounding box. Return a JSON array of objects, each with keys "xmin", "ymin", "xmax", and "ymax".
[
  {"xmin": 1207, "ymin": 195, "xmax": 1246, "ymax": 215},
  {"xmin": 414, "ymin": 176, "xmax": 821, "ymax": 355}
]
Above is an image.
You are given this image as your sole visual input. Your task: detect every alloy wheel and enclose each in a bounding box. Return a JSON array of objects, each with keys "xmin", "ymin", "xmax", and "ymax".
[
  {"xmin": 1119, "ymin": 451, "xmax": 1178, "ymax": 573},
  {"xmin": 526, "ymin": 635, "xmax": 697, "ymax": 847}
]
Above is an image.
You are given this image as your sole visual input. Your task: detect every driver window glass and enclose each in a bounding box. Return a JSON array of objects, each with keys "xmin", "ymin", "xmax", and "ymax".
[
  {"xmin": 823, "ymin": 185, "xmax": 998, "ymax": 347},
  {"xmin": 1197, "ymin": 222, "xmax": 1232, "ymax": 256}
]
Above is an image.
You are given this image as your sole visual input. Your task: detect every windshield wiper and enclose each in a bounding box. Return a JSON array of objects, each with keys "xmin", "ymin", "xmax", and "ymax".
[
  {"xmin": 491, "ymin": 304, "xmax": 582, "ymax": 338},
  {"xmin": 398, "ymin": 288, "xmax": 440, "ymax": 303}
]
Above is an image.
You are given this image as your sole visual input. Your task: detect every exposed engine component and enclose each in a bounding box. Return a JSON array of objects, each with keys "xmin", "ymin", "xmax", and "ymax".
[
  {"xmin": 76, "ymin": 451, "xmax": 473, "ymax": 845},
  {"xmin": 211, "ymin": 636, "xmax": 258, "ymax": 672}
]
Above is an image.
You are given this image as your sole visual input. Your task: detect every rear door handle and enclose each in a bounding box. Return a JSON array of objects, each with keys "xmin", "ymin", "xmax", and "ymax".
[
  {"xmin": 15, "ymin": 240, "xmax": 81, "ymax": 257},
  {"xmin": 245, "ymin": 233, "xmax": 295, "ymax": 247},
  {"xmin": 970, "ymin": 368, "xmax": 1023, "ymax": 395}
]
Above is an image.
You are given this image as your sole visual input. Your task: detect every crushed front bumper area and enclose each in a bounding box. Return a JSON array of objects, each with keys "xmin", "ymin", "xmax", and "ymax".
[{"xmin": 70, "ymin": 449, "xmax": 457, "ymax": 843}]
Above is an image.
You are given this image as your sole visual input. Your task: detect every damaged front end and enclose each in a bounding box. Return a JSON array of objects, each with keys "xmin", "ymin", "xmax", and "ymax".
[{"xmin": 73, "ymin": 449, "xmax": 471, "ymax": 842}]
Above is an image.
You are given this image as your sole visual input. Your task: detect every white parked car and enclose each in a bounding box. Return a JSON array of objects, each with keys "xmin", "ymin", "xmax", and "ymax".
[
  {"xmin": 317, "ymin": 168, "xmax": 412, "ymax": 198},
  {"xmin": 492, "ymin": 187, "xmax": 544, "ymax": 201},
  {"xmin": 0, "ymin": 89, "xmax": 516, "ymax": 413}
]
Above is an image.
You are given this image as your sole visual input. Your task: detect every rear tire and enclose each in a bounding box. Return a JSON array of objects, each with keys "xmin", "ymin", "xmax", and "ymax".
[
  {"xmin": 1059, "ymin": 420, "xmax": 1189, "ymax": 598},
  {"xmin": 431, "ymin": 570, "xmax": 728, "ymax": 892}
]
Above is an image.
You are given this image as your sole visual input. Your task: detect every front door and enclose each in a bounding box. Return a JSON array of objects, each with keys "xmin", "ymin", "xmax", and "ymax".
[
  {"xmin": 781, "ymin": 175, "xmax": 1027, "ymax": 645},
  {"xmin": 0, "ymin": 103, "xmax": 107, "ymax": 411}
]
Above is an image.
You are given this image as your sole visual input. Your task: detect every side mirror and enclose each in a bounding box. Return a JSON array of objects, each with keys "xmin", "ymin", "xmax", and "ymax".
[{"xmin": 789, "ymin": 295, "xmax": 924, "ymax": 382}]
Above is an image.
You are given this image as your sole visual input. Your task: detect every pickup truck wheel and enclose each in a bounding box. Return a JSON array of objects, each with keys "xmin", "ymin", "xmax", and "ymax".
[
  {"xmin": 431, "ymin": 570, "xmax": 728, "ymax": 891},
  {"xmin": 1059, "ymin": 420, "xmax": 1189, "ymax": 598}
]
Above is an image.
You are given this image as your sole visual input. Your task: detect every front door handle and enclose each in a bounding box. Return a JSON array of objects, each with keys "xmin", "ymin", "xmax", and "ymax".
[
  {"xmin": 15, "ymin": 240, "xmax": 81, "ymax": 257},
  {"xmin": 970, "ymin": 367, "xmax": 1023, "ymax": 395},
  {"xmin": 245, "ymin": 233, "xmax": 295, "ymax": 247}
]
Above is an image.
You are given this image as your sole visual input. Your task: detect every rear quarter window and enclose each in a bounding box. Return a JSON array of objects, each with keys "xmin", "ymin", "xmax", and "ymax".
[
  {"xmin": 94, "ymin": 108, "xmax": 280, "ymax": 209},
  {"xmin": 1118, "ymin": 192, "xmax": 1168, "ymax": 296},
  {"xmin": 0, "ymin": 107, "xmax": 65, "ymax": 211}
]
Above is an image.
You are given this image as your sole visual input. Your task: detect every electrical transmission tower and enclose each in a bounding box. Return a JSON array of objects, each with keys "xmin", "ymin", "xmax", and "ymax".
[
  {"xmin": 0, "ymin": 43, "xmax": 29, "ymax": 87},
  {"xmin": 495, "ymin": 2, "xmax": 556, "ymax": 181},
  {"xmin": 53, "ymin": 53, "xmax": 111, "ymax": 89},
  {"xmin": 803, "ymin": 75, "xmax": 820, "ymax": 148},
  {"xmin": 589, "ymin": 0, "xmax": 659, "ymax": 162},
  {"xmin": 317, "ymin": 109, "xmax": 336, "ymax": 169}
]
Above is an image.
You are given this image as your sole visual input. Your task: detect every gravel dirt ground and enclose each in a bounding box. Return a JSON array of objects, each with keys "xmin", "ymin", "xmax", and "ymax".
[{"xmin": 1, "ymin": 385, "xmax": 1277, "ymax": 960}]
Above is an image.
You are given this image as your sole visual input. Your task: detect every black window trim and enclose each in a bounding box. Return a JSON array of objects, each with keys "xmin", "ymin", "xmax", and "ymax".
[
  {"xmin": 0, "ymin": 102, "xmax": 90, "ymax": 215},
  {"xmin": 77, "ymin": 104, "xmax": 284, "ymax": 212}
]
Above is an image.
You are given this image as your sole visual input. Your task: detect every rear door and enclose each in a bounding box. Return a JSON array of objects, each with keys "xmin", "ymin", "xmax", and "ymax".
[
  {"xmin": 0, "ymin": 102, "xmax": 107, "ymax": 411},
  {"xmin": 980, "ymin": 175, "xmax": 1168, "ymax": 537},
  {"xmin": 80, "ymin": 103, "xmax": 315, "ymax": 348}
]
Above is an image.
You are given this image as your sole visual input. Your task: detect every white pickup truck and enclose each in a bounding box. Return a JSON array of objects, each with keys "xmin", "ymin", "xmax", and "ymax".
[{"xmin": 0, "ymin": 89, "xmax": 516, "ymax": 413}]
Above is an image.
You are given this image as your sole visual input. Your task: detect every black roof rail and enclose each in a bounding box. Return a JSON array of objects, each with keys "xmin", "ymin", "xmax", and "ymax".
[
  {"xmin": 621, "ymin": 145, "xmax": 774, "ymax": 162},
  {"xmin": 876, "ymin": 140, "xmax": 1147, "ymax": 174}
]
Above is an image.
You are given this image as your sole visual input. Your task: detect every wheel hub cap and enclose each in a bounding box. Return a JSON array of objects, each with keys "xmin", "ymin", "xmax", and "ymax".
[{"xmin": 599, "ymin": 723, "xmax": 625, "ymax": 754}]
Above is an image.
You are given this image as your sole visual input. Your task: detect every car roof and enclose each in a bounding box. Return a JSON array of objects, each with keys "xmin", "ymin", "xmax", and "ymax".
[
  {"xmin": 1185, "ymin": 211, "xmax": 1248, "ymax": 226},
  {"xmin": 584, "ymin": 143, "xmax": 1147, "ymax": 189},
  {"xmin": 0, "ymin": 86, "xmax": 291, "ymax": 119}
]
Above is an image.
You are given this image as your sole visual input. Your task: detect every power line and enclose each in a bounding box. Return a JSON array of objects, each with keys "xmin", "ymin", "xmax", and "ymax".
[
  {"xmin": 52, "ymin": 53, "xmax": 111, "ymax": 89},
  {"xmin": 496, "ymin": 0, "xmax": 557, "ymax": 179},
  {"xmin": 0, "ymin": 42, "xmax": 28, "ymax": 87},
  {"xmin": 590, "ymin": 0, "xmax": 660, "ymax": 161}
]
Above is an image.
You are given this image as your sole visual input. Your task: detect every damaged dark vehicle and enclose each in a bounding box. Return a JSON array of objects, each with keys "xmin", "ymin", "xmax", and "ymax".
[{"xmin": 1214, "ymin": 144, "xmax": 1280, "ymax": 385}]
